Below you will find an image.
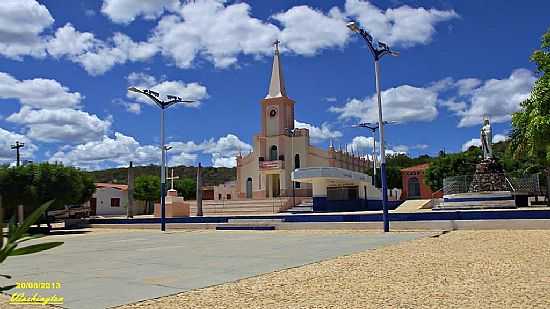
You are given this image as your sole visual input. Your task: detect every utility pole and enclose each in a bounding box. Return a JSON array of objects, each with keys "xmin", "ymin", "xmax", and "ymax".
[
  {"xmin": 127, "ymin": 161, "xmax": 134, "ymax": 218},
  {"xmin": 11, "ymin": 141, "xmax": 24, "ymax": 167},
  {"xmin": 196, "ymin": 163, "xmax": 203, "ymax": 216}
]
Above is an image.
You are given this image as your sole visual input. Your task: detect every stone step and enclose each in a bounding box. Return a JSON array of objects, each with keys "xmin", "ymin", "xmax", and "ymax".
[
  {"xmin": 227, "ymin": 219, "xmax": 284, "ymax": 224},
  {"xmin": 215, "ymin": 225, "xmax": 276, "ymax": 231},
  {"xmin": 285, "ymin": 206, "xmax": 313, "ymax": 213}
]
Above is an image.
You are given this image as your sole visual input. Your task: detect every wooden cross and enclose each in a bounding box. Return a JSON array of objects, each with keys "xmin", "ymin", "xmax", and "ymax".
[{"xmin": 166, "ymin": 168, "xmax": 180, "ymax": 190}]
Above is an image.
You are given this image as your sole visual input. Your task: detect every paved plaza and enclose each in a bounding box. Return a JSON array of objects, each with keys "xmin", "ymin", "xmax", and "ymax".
[{"xmin": 1, "ymin": 229, "xmax": 430, "ymax": 308}]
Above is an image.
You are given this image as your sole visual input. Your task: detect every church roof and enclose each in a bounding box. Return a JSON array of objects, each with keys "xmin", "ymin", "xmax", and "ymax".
[{"xmin": 265, "ymin": 40, "xmax": 287, "ymax": 99}]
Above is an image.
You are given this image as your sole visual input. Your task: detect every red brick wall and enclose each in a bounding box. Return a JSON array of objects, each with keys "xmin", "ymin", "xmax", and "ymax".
[{"xmin": 401, "ymin": 170, "xmax": 439, "ymax": 200}]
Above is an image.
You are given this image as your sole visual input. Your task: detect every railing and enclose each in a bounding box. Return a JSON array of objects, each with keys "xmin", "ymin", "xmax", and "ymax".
[{"xmin": 442, "ymin": 173, "xmax": 539, "ymax": 195}]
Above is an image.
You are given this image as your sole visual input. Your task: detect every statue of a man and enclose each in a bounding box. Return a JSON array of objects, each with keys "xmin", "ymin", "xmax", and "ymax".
[{"xmin": 480, "ymin": 116, "xmax": 493, "ymax": 160}]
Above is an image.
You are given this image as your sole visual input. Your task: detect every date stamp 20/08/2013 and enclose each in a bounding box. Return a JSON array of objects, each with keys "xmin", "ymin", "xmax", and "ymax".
[{"xmin": 9, "ymin": 281, "xmax": 64, "ymax": 306}]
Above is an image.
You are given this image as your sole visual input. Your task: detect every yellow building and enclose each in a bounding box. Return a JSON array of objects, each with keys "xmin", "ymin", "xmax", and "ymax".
[{"xmin": 235, "ymin": 44, "xmax": 369, "ymax": 201}]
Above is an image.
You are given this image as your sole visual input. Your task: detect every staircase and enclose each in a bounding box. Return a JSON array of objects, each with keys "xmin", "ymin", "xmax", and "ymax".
[
  {"xmin": 285, "ymin": 198, "xmax": 313, "ymax": 213},
  {"xmin": 188, "ymin": 198, "xmax": 289, "ymax": 216},
  {"xmin": 215, "ymin": 218, "xmax": 284, "ymax": 230}
]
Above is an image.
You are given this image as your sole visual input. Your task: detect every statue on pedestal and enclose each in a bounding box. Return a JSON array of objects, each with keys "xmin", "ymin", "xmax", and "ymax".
[
  {"xmin": 469, "ymin": 116, "xmax": 508, "ymax": 192},
  {"xmin": 480, "ymin": 116, "xmax": 493, "ymax": 160}
]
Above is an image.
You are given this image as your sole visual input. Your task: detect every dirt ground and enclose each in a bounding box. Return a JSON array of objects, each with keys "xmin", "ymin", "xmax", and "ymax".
[{"xmin": 118, "ymin": 230, "xmax": 550, "ymax": 309}]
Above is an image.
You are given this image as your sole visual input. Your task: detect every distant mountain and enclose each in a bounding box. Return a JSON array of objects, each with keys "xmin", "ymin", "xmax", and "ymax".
[{"xmin": 86, "ymin": 165, "xmax": 236, "ymax": 186}]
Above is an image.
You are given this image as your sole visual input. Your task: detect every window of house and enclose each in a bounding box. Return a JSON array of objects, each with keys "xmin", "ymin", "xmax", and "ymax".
[
  {"xmin": 111, "ymin": 198, "xmax": 120, "ymax": 207},
  {"xmin": 226, "ymin": 194, "xmax": 231, "ymax": 200},
  {"xmin": 218, "ymin": 193, "xmax": 222, "ymax": 200}
]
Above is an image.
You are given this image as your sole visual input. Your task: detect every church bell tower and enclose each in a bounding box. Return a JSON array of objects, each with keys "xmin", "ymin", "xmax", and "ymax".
[{"xmin": 261, "ymin": 40, "xmax": 295, "ymax": 137}]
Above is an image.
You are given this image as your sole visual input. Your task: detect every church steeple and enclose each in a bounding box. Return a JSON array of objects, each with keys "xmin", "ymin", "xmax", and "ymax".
[{"xmin": 265, "ymin": 40, "xmax": 287, "ymax": 99}]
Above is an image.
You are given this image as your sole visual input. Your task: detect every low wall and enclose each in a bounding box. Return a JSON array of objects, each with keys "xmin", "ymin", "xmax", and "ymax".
[{"xmin": 312, "ymin": 198, "xmax": 402, "ymax": 212}]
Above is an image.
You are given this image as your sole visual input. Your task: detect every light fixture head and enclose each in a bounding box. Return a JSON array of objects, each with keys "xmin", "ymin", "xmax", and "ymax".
[
  {"xmin": 128, "ymin": 86, "xmax": 141, "ymax": 93},
  {"xmin": 346, "ymin": 21, "xmax": 360, "ymax": 33}
]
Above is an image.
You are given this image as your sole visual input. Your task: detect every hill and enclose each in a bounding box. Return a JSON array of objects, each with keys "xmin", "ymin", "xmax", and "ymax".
[{"xmin": 87, "ymin": 165, "xmax": 236, "ymax": 186}]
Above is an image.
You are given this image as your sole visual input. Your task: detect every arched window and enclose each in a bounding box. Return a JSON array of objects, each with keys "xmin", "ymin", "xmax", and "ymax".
[
  {"xmin": 246, "ymin": 177, "xmax": 253, "ymax": 199},
  {"xmin": 408, "ymin": 177, "xmax": 421, "ymax": 198},
  {"xmin": 270, "ymin": 145, "xmax": 278, "ymax": 161}
]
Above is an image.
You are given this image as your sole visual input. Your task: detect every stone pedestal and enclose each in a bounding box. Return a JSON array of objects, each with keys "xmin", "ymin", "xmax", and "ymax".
[
  {"xmin": 469, "ymin": 159, "xmax": 509, "ymax": 192},
  {"xmin": 154, "ymin": 193, "xmax": 190, "ymax": 218}
]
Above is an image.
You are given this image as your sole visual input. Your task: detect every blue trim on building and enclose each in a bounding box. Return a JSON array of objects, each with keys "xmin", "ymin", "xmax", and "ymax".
[
  {"xmin": 88, "ymin": 209, "xmax": 550, "ymax": 225},
  {"xmin": 444, "ymin": 196, "xmax": 514, "ymax": 202},
  {"xmin": 312, "ymin": 197, "xmax": 401, "ymax": 212}
]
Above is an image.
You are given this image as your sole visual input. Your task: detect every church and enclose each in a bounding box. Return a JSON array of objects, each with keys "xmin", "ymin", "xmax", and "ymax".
[{"xmin": 235, "ymin": 42, "xmax": 371, "ymax": 204}]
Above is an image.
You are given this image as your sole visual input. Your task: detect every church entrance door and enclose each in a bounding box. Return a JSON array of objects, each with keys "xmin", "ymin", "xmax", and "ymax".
[
  {"xmin": 246, "ymin": 177, "xmax": 252, "ymax": 199},
  {"xmin": 268, "ymin": 174, "xmax": 280, "ymax": 198}
]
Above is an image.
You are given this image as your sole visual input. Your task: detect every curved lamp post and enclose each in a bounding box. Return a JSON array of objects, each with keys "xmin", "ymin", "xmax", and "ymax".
[
  {"xmin": 128, "ymin": 87, "xmax": 195, "ymax": 232},
  {"xmin": 347, "ymin": 21, "xmax": 399, "ymax": 232}
]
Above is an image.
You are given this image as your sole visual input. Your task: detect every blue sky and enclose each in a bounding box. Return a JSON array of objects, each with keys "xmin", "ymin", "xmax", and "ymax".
[{"xmin": 0, "ymin": 0, "xmax": 547, "ymax": 169}]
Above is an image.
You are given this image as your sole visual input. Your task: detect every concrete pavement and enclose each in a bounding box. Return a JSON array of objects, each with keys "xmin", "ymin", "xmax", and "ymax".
[{"xmin": 2, "ymin": 229, "xmax": 430, "ymax": 309}]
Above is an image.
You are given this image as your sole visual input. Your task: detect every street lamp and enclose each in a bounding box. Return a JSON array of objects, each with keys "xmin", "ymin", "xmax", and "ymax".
[
  {"xmin": 347, "ymin": 21, "xmax": 399, "ymax": 233},
  {"xmin": 351, "ymin": 121, "xmax": 397, "ymax": 187},
  {"xmin": 285, "ymin": 128, "xmax": 296, "ymax": 208},
  {"xmin": 128, "ymin": 87, "xmax": 195, "ymax": 232}
]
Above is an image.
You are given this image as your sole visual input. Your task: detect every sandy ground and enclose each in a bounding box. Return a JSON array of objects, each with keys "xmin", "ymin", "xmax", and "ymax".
[{"xmin": 116, "ymin": 230, "xmax": 550, "ymax": 309}]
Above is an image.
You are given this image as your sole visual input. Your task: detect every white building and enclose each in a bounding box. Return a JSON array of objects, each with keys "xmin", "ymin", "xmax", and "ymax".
[{"xmin": 87, "ymin": 183, "xmax": 145, "ymax": 216}]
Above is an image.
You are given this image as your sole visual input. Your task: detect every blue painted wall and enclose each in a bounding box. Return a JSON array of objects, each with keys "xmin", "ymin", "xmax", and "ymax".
[{"xmin": 312, "ymin": 197, "xmax": 401, "ymax": 212}]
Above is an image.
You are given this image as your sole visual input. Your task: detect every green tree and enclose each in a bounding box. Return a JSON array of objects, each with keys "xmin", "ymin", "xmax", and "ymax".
[
  {"xmin": 133, "ymin": 175, "xmax": 160, "ymax": 211},
  {"xmin": 511, "ymin": 28, "xmax": 550, "ymax": 195},
  {"xmin": 424, "ymin": 147, "xmax": 481, "ymax": 191},
  {"xmin": 174, "ymin": 178, "xmax": 196, "ymax": 200},
  {"xmin": 0, "ymin": 163, "xmax": 96, "ymax": 214}
]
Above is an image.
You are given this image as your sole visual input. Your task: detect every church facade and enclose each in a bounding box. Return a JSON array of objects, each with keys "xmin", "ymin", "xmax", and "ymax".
[{"xmin": 235, "ymin": 44, "xmax": 370, "ymax": 201}]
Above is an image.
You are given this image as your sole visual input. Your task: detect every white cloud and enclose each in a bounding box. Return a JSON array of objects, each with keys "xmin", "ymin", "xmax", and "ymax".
[
  {"xmin": 330, "ymin": 85, "xmax": 438, "ymax": 123},
  {"xmin": 0, "ymin": 127, "xmax": 37, "ymax": 162},
  {"xmin": 126, "ymin": 72, "xmax": 208, "ymax": 109},
  {"xmin": 455, "ymin": 78, "xmax": 481, "ymax": 96},
  {"xmin": 274, "ymin": 6, "xmax": 349, "ymax": 56},
  {"xmin": 7, "ymin": 107, "xmax": 112, "ymax": 144},
  {"xmin": 211, "ymin": 155, "xmax": 238, "ymax": 168},
  {"xmin": 49, "ymin": 132, "xmax": 159, "ymax": 169},
  {"xmin": 461, "ymin": 134, "xmax": 508, "ymax": 151},
  {"xmin": 151, "ymin": 0, "xmax": 279, "ymax": 69},
  {"xmin": 0, "ymin": 71, "xmax": 82, "ymax": 109},
  {"xmin": 346, "ymin": 136, "xmax": 374, "ymax": 153},
  {"xmin": 51, "ymin": 132, "xmax": 251, "ymax": 169},
  {"xmin": 124, "ymin": 102, "xmax": 141, "ymax": 114},
  {"xmin": 0, "ymin": 0, "xmax": 54, "ymax": 59},
  {"xmin": 168, "ymin": 134, "xmax": 252, "ymax": 167},
  {"xmin": 456, "ymin": 69, "xmax": 536, "ymax": 127},
  {"xmin": 295, "ymin": 120, "xmax": 343, "ymax": 144},
  {"xmin": 440, "ymin": 98, "xmax": 467, "ymax": 113},
  {"xmin": 46, "ymin": 24, "xmax": 158, "ymax": 75},
  {"xmin": 1, "ymin": 1, "xmax": 458, "ymax": 75},
  {"xmin": 101, "ymin": 0, "xmax": 180, "ymax": 24},
  {"xmin": 345, "ymin": 0, "xmax": 458, "ymax": 47}
]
